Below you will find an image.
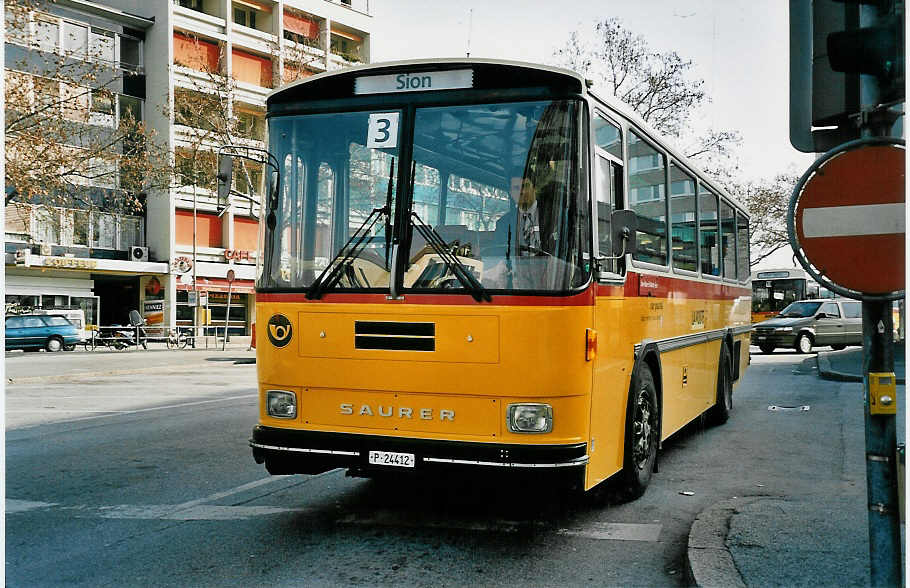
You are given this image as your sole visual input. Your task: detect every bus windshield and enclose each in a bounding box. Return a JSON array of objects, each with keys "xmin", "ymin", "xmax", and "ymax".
[
  {"xmin": 752, "ymin": 278, "xmax": 807, "ymax": 314},
  {"xmin": 260, "ymin": 99, "xmax": 589, "ymax": 293}
]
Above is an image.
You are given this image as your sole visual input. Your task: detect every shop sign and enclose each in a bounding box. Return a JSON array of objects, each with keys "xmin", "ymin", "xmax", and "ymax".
[
  {"xmin": 143, "ymin": 300, "xmax": 164, "ymax": 325},
  {"xmin": 208, "ymin": 291, "xmax": 244, "ymax": 305},
  {"xmin": 224, "ymin": 249, "xmax": 252, "ymax": 261},
  {"xmin": 42, "ymin": 256, "xmax": 98, "ymax": 270},
  {"xmin": 171, "ymin": 256, "xmax": 193, "ymax": 273}
]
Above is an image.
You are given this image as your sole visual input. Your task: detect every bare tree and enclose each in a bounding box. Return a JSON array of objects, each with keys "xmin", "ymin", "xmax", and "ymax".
[
  {"xmin": 4, "ymin": 0, "xmax": 171, "ymax": 218},
  {"xmin": 169, "ymin": 37, "xmax": 264, "ymax": 214},
  {"xmin": 738, "ymin": 172, "xmax": 800, "ymax": 267}
]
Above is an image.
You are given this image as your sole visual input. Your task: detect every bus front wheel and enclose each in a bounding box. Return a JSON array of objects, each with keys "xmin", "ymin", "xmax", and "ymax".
[{"xmin": 618, "ymin": 365, "xmax": 659, "ymax": 501}]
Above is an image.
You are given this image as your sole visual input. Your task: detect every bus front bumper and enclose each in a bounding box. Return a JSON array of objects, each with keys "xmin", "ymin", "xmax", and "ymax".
[{"xmin": 250, "ymin": 425, "xmax": 588, "ymax": 476}]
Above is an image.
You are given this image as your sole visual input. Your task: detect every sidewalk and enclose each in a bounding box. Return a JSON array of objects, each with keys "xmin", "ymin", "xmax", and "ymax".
[{"xmin": 687, "ymin": 344, "xmax": 906, "ymax": 587}]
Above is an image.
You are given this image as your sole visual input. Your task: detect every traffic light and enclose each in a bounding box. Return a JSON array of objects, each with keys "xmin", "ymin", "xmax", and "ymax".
[
  {"xmin": 827, "ymin": 12, "xmax": 904, "ymax": 103},
  {"xmin": 789, "ymin": 0, "xmax": 904, "ymax": 153}
]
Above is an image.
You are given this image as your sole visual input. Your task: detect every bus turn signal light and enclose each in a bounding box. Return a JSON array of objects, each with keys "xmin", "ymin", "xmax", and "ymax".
[{"xmin": 586, "ymin": 328, "xmax": 597, "ymax": 361}]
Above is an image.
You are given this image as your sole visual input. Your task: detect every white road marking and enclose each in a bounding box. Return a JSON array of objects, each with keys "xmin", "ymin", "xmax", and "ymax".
[
  {"xmin": 803, "ymin": 203, "xmax": 905, "ymax": 238},
  {"xmin": 557, "ymin": 522, "xmax": 662, "ymax": 542},
  {"xmin": 6, "ymin": 499, "xmax": 58, "ymax": 513},
  {"xmin": 94, "ymin": 504, "xmax": 310, "ymax": 520},
  {"xmin": 339, "ymin": 511, "xmax": 662, "ymax": 541}
]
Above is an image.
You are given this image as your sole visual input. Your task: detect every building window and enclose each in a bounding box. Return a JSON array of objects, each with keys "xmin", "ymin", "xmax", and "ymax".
[
  {"xmin": 35, "ymin": 16, "xmax": 59, "ymax": 53},
  {"xmin": 89, "ymin": 28, "xmax": 115, "ymax": 62},
  {"xmin": 233, "ymin": 5, "xmax": 257, "ymax": 29},
  {"xmin": 119, "ymin": 36, "xmax": 142, "ymax": 71},
  {"xmin": 177, "ymin": 0, "xmax": 204, "ymax": 11},
  {"xmin": 62, "ymin": 21, "xmax": 88, "ymax": 57}
]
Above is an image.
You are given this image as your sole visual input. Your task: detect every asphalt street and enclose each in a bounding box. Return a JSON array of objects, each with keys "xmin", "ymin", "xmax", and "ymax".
[{"xmin": 5, "ymin": 348, "xmax": 886, "ymax": 586}]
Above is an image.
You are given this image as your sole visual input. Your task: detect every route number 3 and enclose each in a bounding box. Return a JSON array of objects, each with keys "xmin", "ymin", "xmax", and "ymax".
[{"xmin": 367, "ymin": 112, "xmax": 399, "ymax": 149}]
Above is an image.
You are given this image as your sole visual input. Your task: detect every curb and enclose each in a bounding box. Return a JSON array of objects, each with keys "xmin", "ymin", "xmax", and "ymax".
[
  {"xmin": 687, "ymin": 497, "xmax": 761, "ymax": 588},
  {"xmin": 816, "ymin": 352, "xmax": 906, "ymax": 384}
]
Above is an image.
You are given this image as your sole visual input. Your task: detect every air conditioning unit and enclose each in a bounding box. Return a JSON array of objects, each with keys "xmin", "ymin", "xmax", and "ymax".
[
  {"xmin": 130, "ymin": 246, "xmax": 149, "ymax": 262},
  {"xmin": 15, "ymin": 249, "xmax": 31, "ymax": 267}
]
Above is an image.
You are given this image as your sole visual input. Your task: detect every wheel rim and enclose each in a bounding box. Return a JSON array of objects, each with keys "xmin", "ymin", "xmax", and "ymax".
[
  {"xmin": 47, "ymin": 339, "xmax": 61, "ymax": 352},
  {"xmin": 632, "ymin": 388, "xmax": 655, "ymax": 470},
  {"xmin": 799, "ymin": 335, "xmax": 812, "ymax": 353}
]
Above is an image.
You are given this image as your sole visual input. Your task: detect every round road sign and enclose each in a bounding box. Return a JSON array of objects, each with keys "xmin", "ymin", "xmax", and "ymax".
[
  {"xmin": 226, "ymin": 269, "xmax": 235, "ymax": 283},
  {"xmin": 790, "ymin": 137, "xmax": 905, "ymax": 296}
]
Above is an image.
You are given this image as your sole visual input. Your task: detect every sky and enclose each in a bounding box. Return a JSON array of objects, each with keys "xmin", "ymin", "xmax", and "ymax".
[
  {"xmin": 370, "ymin": 0, "xmax": 814, "ymax": 268},
  {"xmin": 370, "ymin": 0, "xmax": 814, "ymax": 185}
]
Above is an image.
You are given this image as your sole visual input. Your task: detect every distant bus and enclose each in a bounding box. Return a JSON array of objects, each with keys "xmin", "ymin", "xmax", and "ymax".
[
  {"xmin": 246, "ymin": 59, "xmax": 752, "ymax": 500},
  {"xmin": 751, "ymin": 268, "xmax": 833, "ymax": 323}
]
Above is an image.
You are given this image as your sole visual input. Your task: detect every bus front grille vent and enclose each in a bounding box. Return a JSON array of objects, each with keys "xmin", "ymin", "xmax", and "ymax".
[{"xmin": 354, "ymin": 321, "xmax": 436, "ymax": 352}]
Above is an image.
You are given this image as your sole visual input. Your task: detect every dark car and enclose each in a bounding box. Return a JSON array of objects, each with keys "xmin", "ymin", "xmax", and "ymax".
[
  {"xmin": 751, "ymin": 299, "xmax": 862, "ymax": 354},
  {"xmin": 5, "ymin": 314, "xmax": 80, "ymax": 352}
]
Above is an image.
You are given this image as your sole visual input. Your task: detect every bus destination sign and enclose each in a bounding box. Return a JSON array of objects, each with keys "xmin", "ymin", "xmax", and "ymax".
[{"xmin": 354, "ymin": 69, "xmax": 473, "ymax": 95}]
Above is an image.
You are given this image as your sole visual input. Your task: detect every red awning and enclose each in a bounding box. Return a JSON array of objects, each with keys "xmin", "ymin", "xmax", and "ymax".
[
  {"xmin": 178, "ymin": 277, "xmax": 255, "ymax": 294},
  {"xmin": 284, "ymin": 11, "xmax": 319, "ymax": 39}
]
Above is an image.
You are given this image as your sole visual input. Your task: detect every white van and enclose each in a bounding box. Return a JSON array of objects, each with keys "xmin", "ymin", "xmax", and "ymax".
[{"xmin": 32, "ymin": 308, "xmax": 86, "ymax": 343}]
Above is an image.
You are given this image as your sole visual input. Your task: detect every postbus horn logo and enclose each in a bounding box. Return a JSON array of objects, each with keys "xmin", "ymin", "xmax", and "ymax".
[{"xmin": 267, "ymin": 314, "xmax": 293, "ymax": 348}]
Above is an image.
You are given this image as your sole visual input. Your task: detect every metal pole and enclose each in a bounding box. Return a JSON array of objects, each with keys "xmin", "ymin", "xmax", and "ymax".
[
  {"xmin": 223, "ymin": 282, "xmax": 232, "ymax": 351},
  {"xmin": 858, "ymin": 5, "xmax": 901, "ymax": 584},
  {"xmin": 193, "ymin": 174, "xmax": 198, "ymax": 351}
]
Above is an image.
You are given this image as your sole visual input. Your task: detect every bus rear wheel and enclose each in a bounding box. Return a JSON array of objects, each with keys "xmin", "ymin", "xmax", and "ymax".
[
  {"xmin": 618, "ymin": 365, "xmax": 658, "ymax": 501},
  {"xmin": 707, "ymin": 346, "xmax": 733, "ymax": 425}
]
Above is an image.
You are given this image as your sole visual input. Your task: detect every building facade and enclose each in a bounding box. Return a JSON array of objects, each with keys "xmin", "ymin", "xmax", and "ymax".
[{"xmin": 4, "ymin": 0, "xmax": 372, "ymax": 334}]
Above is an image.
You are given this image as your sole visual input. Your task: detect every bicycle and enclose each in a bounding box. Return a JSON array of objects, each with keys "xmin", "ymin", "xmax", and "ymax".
[{"xmin": 166, "ymin": 327, "xmax": 195, "ymax": 349}]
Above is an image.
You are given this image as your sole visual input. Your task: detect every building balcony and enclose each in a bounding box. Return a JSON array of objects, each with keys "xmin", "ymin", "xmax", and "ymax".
[
  {"xmin": 173, "ymin": 5, "xmax": 227, "ymax": 41},
  {"xmin": 230, "ymin": 22, "xmax": 276, "ymax": 55}
]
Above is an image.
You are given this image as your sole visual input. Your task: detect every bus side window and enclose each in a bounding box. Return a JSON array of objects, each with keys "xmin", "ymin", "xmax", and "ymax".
[
  {"xmin": 699, "ymin": 185, "xmax": 720, "ymax": 276},
  {"xmin": 736, "ymin": 210, "xmax": 750, "ymax": 281},
  {"xmin": 628, "ymin": 131, "xmax": 667, "ymax": 266}
]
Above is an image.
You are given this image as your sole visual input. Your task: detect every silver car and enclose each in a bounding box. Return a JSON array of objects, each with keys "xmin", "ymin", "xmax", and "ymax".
[{"xmin": 751, "ymin": 299, "xmax": 863, "ymax": 354}]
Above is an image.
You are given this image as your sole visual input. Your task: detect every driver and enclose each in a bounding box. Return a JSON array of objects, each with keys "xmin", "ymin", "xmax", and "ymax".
[{"xmin": 493, "ymin": 176, "xmax": 540, "ymax": 255}]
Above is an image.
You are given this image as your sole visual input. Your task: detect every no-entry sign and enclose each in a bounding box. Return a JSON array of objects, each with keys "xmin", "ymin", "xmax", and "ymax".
[{"xmin": 791, "ymin": 140, "xmax": 905, "ymax": 295}]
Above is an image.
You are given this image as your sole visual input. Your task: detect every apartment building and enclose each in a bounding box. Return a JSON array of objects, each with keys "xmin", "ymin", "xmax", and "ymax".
[{"xmin": 4, "ymin": 0, "xmax": 372, "ymax": 335}]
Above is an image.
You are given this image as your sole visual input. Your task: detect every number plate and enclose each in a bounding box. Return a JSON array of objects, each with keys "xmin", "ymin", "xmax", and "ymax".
[{"xmin": 368, "ymin": 450, "xmax": 415, "ymax": 468}]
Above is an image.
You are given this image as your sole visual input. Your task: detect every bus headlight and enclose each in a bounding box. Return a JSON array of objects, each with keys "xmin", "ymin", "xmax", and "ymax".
[
  {"xmin": 507, "ymin": 403, "xmax": 553, "ymax": 433},
  {"xmin": 267, "ymin": 390, "xmax": 297, "ymax": 419}
]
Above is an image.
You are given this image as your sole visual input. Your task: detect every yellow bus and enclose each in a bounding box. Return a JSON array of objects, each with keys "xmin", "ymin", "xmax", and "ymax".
[{"xmin": 245, "ymin": 59, "xmax": 752, "ymax": 499}]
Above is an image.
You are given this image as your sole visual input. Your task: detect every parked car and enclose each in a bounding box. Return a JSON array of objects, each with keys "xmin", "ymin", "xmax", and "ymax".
[
  {"xmin": 751, "ymin": 299, "xmax": 863, "ymax": 354},
  {"xmin": 5, "ymin": 314, "xmax": 80, "ymax": 352}
]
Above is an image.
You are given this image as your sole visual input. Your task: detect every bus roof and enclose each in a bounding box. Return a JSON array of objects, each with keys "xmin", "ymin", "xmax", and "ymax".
[{"xmin": 268, "ymin": 58, "xmax": 747, "ymax": 215}]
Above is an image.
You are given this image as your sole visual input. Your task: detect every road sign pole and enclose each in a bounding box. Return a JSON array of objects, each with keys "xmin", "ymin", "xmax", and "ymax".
[{"xmin": 861, "ymin": 299, "xmax": 901, "ymax": 587}]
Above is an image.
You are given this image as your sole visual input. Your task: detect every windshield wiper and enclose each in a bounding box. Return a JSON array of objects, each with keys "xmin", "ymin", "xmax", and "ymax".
[
  {"xmin": 307, "ymin": 205, "xmax": 388, "ymax": 300},
  {"xmin": 409, "ymin": 211, "xmax": 491, "ymax": 302}
]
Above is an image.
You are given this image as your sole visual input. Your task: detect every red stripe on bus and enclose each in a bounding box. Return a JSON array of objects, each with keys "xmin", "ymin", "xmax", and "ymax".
[
  {"xmin": 255, "ymin": 274, "xmax": 749, "ymax": 306},
  {"xmin": 256, "ymin": 289, "xmax": 597, "ymax": 306}
]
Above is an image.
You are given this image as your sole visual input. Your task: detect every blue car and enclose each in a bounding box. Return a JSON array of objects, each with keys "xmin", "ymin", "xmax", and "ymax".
[{"xmin": 5, "ymin": 314, "xmax": 80, "ymax": 352}]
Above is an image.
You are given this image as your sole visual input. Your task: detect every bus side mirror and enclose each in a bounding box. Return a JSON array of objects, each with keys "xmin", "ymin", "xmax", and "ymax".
[
  {"xmin": 266, "ymin": 169, "xmax": 279, "ymax": 230},
  {"xmin": 217, "ymin": 154, "xmax": 234, "ymax": 201},
  {"xmin": 611, "ymin": 209, "xmax": 638, "ymax": 258}
]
